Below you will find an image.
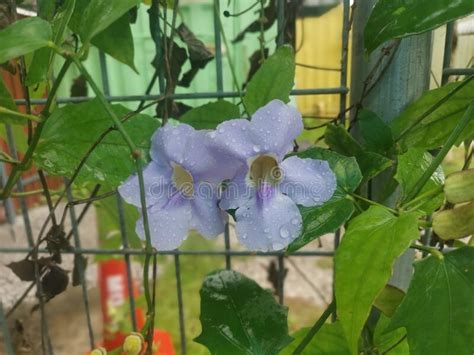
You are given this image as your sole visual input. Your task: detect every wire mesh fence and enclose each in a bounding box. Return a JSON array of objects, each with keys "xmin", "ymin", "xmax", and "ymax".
[{"xmin": 0, "ymin": 0, "xmax": 472, "ymax": 354}]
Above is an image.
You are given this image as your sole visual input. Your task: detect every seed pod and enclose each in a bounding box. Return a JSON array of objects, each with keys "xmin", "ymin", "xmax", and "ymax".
[
  {"xmin": 444, "ymin": 169, "xmax": 474, "ymax": 204},
  {"xmin": 123, "ymin": 332, "xmax": 145, "ymax": 355},
  {"xmin": 433, "ymin": 202, "xmax": 474, "ymax": 240},
  {"xmin": 90, "ymin": 347, "xmax": 107, "ymax": 355}
]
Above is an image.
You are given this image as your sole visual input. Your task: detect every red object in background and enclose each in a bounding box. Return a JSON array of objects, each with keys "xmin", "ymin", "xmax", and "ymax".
[{"xmin": 98, "ymin": 259, "xmax": 175, "ymax": 354}]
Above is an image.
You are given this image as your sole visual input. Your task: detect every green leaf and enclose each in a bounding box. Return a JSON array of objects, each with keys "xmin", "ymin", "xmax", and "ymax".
[
  {"xmin": 0, "ymin": 17, "xmax": 52, "ymax": 64},
  {"xmin": 395, "ymin": 148, "xmax": 444, "ymax": 214},
  {"xmin": 287, "ymin": 148, "xmax": 361, "ymax": 252},
  {"xmin": 74, "ymin": 0, "xmax": 140, "ymax": 41},
  {"xmin": 357, "ymin": 109, "xmax": 394, "ymax": 153},
  {"xmin": 26, "ymin": 0, "xmax": 76, "ymax": 86},
  {"xmin": 34, "ymin": 99, "xmax": 160, "ymax": 188},
  {"xmin": 194, "ymin": 269, "xmax": 292, "ymax": 354},
  {"xmin": 91, "ymin": 14, "xmax": 137, "ymax": 71},
  {"xmin": 280, "ymin": 322, "xmax": 351, "ymax": 355},
  {"xmin": 179, "ymin": 100, "xmax": 240, "ymax": 129},
  {"xmin": 335, "ymin": 207, "xmax": 419, "ymax": 354},
  {"xmin": 391, "ymin": 78, "xmax": 474, "ymax": 150},
  {"xmin": 364, "ymin": 0, "xmax": 474, "ymax": 54},
  {"xmin": 325, "ymin": 124, "xmax": 392, "ymax": 182},
  {"xmin": 373, "ymin": 314, "xmax": 409, "ymax": 355},
  {"xmin": 387, "ymin": 247, "xmax": 474, "ymax": 355},
  {"xmin": 243, "ymin": 45, "xmax": 295, "ymax": 115}
]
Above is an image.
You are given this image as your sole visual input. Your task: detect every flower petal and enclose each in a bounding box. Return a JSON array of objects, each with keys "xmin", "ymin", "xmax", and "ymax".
[
  {"xmin": 118, "ymin": 161, "xmax": 172, "ymax": 208},
  {"xmin": 280, "ymin": 156, "xmax": 337, "ymax": 207},
  {"xmin": 182, "ymin": 129, "xmax": 232, "ymax": 182},
  {"xmin": 207, "ymin": 119, "xmax": 255, "ymax": 162},
  {"xmin": 190, "ymin": 182, "xmax": 226, "ymax": 238},
  {"xmin": 150, "ymin": 123, "xmax": 194, "ymax": 167},
  {"xmin": 136, "ymin": 196, "xmax": 192, "ymax": 250},
  {"xmin": 219, "ymin": 169, "xmax": 254, "ymax": 210},
  {"xmin": 235, "ymin": 190, "xmax": 302, "ymax": 251},
  {"xmin": 250, "ymin": 100, "xmax": 303, "ymax": 159}
]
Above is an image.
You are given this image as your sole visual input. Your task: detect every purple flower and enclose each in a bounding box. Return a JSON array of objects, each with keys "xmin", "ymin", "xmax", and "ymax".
[
  {"xmin": 118, "ymin": 124, "xmax": 227, "ymax": 250},
  {"xmin": 207, "ymin": 100, "xmax": 337, "ymax": 251}
]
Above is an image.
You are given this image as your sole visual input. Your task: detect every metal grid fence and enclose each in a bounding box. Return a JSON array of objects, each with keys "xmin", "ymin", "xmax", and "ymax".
[{"xmin": 0, "ymin": 0, "xmax": 472, "ymax": 354}]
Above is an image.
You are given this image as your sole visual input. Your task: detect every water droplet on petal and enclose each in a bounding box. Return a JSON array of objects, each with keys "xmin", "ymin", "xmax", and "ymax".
[
  {"xmin": 209, "ymin": 132, "xmax": 216, "ymax": 139},
  {"xmin": 272, "ymin": 242, "xmax": 284, "ymax": 250},
  {"xmin": 241, "ymin": 233, "xmax": 247, "ymax": 239},
  {"xmin": 291, "ymin": 218, "xmax": 300, "ymax": 225},
  {"xmin": 280, "ymin": 226, "xmax": 290, "ymax": 239},
  {"xmin": 218, "ymin": 127, "xmax": 225, "ymax": 133},
  {"xmin": 253, "ymin": 145, "xmax": 261, "ymax": 153}
]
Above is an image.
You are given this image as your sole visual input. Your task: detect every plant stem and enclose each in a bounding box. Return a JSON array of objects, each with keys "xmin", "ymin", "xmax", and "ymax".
[
  {"xmin": 293, "ymin": 301, "xmax": 336, "ymax": 354},
  {"xmin": 410, "ymin": 244, "xmax": 444, "ymax": 259},
  {"xmin": 71, "ymin": 55, "xmax": 155, "ymax": 337},
  {"xmin": 1, "ymin": 58, "xmax": 72, "ymax": 199},
  {"xmin": 349, "ymin": 192, "xmax": 397, "ymax": 214},
  {"xmin": 402, "ymin": 185, "xmax": 443, "ymax": 210},
  {"xmin": 405, "ymin": 102, "xmax": 474, "ymax": 202},
  {"xmin": 214, "ymin": 0, "xmax": 249, "ymax": 115}
]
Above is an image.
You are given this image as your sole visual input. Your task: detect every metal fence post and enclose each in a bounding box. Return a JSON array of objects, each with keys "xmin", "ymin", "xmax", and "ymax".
[{"xmin": 350, "ymin": 0, "xmax": 433, "ymax": 291}]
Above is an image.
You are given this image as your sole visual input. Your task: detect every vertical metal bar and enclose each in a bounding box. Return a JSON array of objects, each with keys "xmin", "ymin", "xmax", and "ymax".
[
  {"xmin": 0, "ymin": 162, "xmax": 16, "ymax": 226},
  {"xmin": 441, "ymin": 22, "xmax": 455, "ymax": 85},
  {"xmin": 275, "ymin": 0, "xmax": 286, "ymax": 304},
  {"xmin": 214, "ymin": 0, "xmax": 232, "ymax": 270},
  {"xmin": 0, "ymin": 302, "xmax": 14, "ymax": 355},
  {"xmin": 174, "ymin": 255, "xmax": 187, "ymax": 354},
  {"xmin": 99, "ymin": 51, "xmax": 139, "ymax": 332},
  {"xmin": 65, "ymin": 180, "xmax": 95, "ymax": 348},
  {"xmin": 116, "ymin": 196, "xmax": 138, "ymax": 332},
  {"xmin": 4, "ymin": 125, "xmax": 53, "ymax": 354},
  {"xmin": 213, "ymin": 0, "xmax": 224, "ymax": 92},
  {"xmin": 351, "ymin": 0, "xmax": 432, "ymax": 292}
]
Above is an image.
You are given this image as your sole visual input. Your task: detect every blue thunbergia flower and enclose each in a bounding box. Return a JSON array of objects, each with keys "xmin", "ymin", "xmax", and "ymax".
[
  {"xmin": 119, "ymin": 124, "xmax": 228, "ymax": 250},
  {"xmin": 207, "ymin": 100, "xmax": 337, "ymax": 251}
]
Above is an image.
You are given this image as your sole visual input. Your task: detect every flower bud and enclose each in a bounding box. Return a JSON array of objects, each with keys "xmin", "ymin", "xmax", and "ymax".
[
  {"xmin": 90, "ymin": 347, "xmax": 107, "ymax": 355},
  {"xmin": 444, "ymin": 169, "xmax": 474, "ymax": 204},
  {"xmin": 123, "ymin": 332, "xmax": 145, "ymax": 355},
  {"xmin": 433, "ymin": 202, "xmax": 474, "ymax": 240}
]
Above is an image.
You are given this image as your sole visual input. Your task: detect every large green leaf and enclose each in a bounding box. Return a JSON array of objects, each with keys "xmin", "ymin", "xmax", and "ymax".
[
  {"xmin": 194, "ymin": 269, "xmax": 292, "ymax": 354},
  {"xmin": 364, "ymin": 0, "xmax": 474, "ymax": 54},
  {"xmin": 90, "ymin": 14, "xmax": 136, "ymax": 71},
  {"xmin": 280, "ymin": 322, "xmax": 350, "ymax": 355},
  {"xmin": 395, "ymin": 148, "xmax": 445, "ymax": 214},
  {"xmin": 0, "ymin": 17, "xmax": 52, "ymax": 64},
  {"xmin": 26, "ymin": 0, "xmax": 76, "ymax": 86},
  {"xmin": 73, "ymin": 0, "xmax": 140, "ymax": 41},
  {"xmin": 69, "ymin": 0, "xmax": 137, "ymax": 70},
  {"xmin": 325, "ymin": 124, "xmax": 392, "ymax": 182},
  {"xmin": 287, "ymin": 148, "xmax": 361, "ymax": 252},
  {"xmin": 335, "ymin": 206, "xmax": 419, "ymax": 354},
  {"xmin": 243, "ymin": 45, "xmax": 295, "ymax": 115},
  {"xmin": 387, "ymin": 247, "xmax": 474, "ymax": 355},
  {"xmin": 391, "ymin": 78, "xmax": 474, "ymax": 150},
  {"xmin": 373, "ymin": 314, "xmax": 409, "ymax": 355},
  {"xmin": 357, "ymin": 109, "xmax": 394, "ymax": 153},
  {"xmin": 34, "ymin": 99, "xmax": 159, "ymax": 188},
  {"xmin": 179, "ymin": 100, "xmax": 240, "ymax": 129}
]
